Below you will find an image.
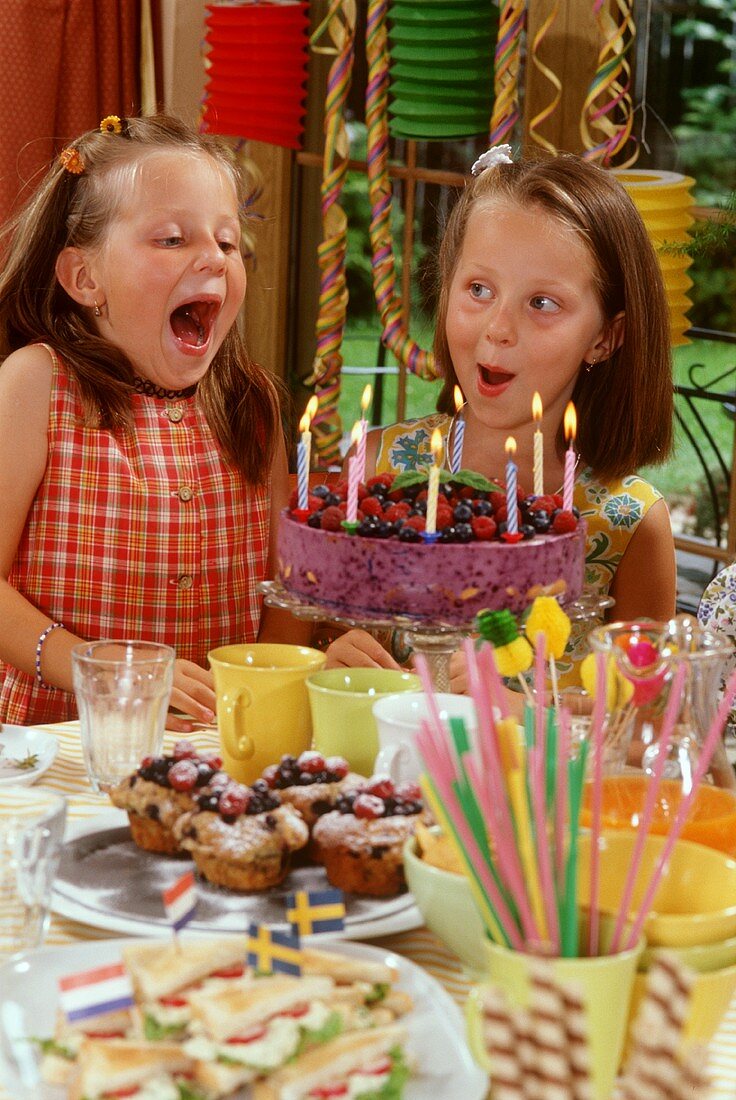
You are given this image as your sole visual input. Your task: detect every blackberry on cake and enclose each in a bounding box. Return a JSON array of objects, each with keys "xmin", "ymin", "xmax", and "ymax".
[
  {"xmin": 310, "ymin": 776, "xmax": 425, "ymax": 897},
  {"xmin": 173, "ymin": 778, "xmax": 309, "ymax": 890},
  {"xmin": 108, "ymin": 740, "xmax": 227, "ymax": 855},
  {"xmin": 260, "ymin": 750, "xmax": 366, "ymax": 827}
]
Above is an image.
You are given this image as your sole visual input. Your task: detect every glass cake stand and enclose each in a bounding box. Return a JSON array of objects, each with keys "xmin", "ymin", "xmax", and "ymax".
[{"xmin": 259, "ymin": 581, "xmax": 612, "ymax": 692}]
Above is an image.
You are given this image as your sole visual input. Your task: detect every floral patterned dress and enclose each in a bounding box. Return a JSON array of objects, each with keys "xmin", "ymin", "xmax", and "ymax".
[{"xmin": 375, "ymin": 415, "xmax": 663, "ymax": 685}]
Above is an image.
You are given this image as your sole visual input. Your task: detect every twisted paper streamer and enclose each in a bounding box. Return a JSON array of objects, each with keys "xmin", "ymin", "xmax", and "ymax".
[
  {"xmin": 307, "ymin": 0, "xmax": 357, "ymax": 465},
  {"xmin": 580, "ymin": 0, "xmax": 638, "ymax": 167},
  {"xmin": 527, "ymin": 0, "xmax": 562, "ymax": 154},
  {"xmin": 365, "ymin": 0, "xmax": 435, "ymax": 379},
  {"xmin": 490, "ymin": 0, "xmax": 527, "ymax": 145}
]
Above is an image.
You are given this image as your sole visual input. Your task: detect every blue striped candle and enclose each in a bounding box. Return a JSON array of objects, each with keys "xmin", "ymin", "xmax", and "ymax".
[{"xmin": 505, "ymin": 437, "xmax": 518, "ymax": 535}]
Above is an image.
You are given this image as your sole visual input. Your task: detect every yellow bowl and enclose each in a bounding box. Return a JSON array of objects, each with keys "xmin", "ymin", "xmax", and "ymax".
[
  {"xmin": 403, "ymin": 836, "xmax": 487, "ymax": 973},
  {"xmin": 629, "ymin": 959, "xmax": 736, "ymax": 1046},
  {"xmin": 640, "ymin": 933, "xmax": 736, "ymax": 973},
  {"xmin": 577, "ymin": 832, "xmax": 736, "ymax": 947}
]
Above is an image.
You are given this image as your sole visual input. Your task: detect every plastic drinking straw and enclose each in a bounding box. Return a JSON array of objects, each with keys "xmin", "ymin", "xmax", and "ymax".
[
  {"xmin": 561, "ymin": 739, "xmax": 589, "ymax": 956},
  {"xmin": 413, "ymin": 653, "xmax": 446, "ymax": 733},
  {"xmin": 587, "ymin": 651, "xmax": 608, "ymax": 957},
  {"xmin": 507, "ymin": 762, "xmax": 547, "ymax": 940},
  {"xmin": 555, "ymin": 706, "xmax": 570, "ymax": 889},
  {"xmin": 545, "ymin": 704, "xmax": 558, "ymax": 814},
  {"xmin": 417, "ymin": 732, "xmax": 522, "ymax": 948},
  {"xmin": 623, "ymin": 667, "xmax": 736, "ymax": 951},
  {"xmin": 608, "ymin": 660, "xmax": 687, "ymax": 953},
  {"xmin": 528, "ymin": 632, "xmax": 560, "ymax": 950},
  {"xmin": 477, "ymin": 642, "xmax": 511, "ymax": 720}
]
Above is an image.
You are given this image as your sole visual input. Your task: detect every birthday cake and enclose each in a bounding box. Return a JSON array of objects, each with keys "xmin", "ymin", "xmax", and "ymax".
[{"xmin": 277, "ymin": 474, "xmax": 586, "ymax": 627}]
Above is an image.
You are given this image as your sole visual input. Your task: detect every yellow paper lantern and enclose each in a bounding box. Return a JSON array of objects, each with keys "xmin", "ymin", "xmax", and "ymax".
[{"xmin": 611, "ymin": 169, "xmax": 696, "ymax": 347}]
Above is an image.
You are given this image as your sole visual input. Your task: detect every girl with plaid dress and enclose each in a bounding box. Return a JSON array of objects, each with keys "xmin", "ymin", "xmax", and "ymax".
[{"xmin": 0, "ymin": 114, "xmax": 308, "ymax": 728}]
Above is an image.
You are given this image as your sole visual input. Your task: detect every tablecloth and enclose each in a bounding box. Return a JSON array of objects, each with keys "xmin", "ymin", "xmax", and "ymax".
[{"xmin": 1, "ymin": 721, "xmax": 735, "ymax": 1098}]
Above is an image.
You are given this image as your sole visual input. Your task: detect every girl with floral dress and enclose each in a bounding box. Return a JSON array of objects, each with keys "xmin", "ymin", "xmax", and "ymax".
[
  {"xmin": 326, "ymin": 148, "xmax": 676, "ymax": 686},
  {"xmin": 0, "ymin": 114, "xmax": 309, "ymax": 729}
]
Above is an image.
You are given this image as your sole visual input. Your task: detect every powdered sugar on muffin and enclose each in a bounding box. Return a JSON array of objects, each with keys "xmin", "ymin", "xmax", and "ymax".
[{"xmin": 260, "ymin": 750, "xmax": 366, "ymax": 827}]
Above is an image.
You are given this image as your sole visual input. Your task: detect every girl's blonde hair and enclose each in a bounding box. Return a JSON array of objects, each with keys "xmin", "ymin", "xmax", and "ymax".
[
  {"xmin": 434, "ymin": 154, "xmax": 674, "ymax": 481},
  {"xmin": 0, "ymin": 114, "xmax": 281, "ymax": 484}
]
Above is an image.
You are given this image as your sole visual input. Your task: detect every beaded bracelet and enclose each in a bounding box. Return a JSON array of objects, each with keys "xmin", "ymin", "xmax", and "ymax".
[{"xmin": 35, "ymin": 621, "xmax": 64, "ymax": 688}]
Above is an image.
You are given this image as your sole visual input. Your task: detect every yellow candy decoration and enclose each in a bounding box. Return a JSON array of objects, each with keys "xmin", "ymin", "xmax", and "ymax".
[
  {"xmin": 524, "ymin": 596, "xmax": 571, "ymax": 659},
  {"xmin": 580, "ymin": 652, "xmax": 633, "ymax": 710},
  {"xmin": 494, "ymin": 636, "xmax": 534, "ymax": 678}
]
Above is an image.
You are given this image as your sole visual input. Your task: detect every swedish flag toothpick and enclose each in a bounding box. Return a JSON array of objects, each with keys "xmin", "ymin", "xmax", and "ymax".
[
  {"xmin": 247, "ymin": 922, "xmax": 301, "ymax": 976},
  {"xmin": 286, "ymin": 888, "xmax": 346, "ymax": 936}
]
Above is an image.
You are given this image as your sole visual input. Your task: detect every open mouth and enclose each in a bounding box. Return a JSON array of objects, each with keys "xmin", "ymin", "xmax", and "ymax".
[
  {"xmin": 479, "ymin": 364, "xmax": 514, "ymax": 386},
  {"xmin": 170, "ymin": 300, "xmax": 219, "ymax": 349}
]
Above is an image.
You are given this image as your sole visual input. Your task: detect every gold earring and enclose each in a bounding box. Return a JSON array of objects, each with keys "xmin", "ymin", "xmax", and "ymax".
[
  {"xmin": 93, "ymin": 300, "xmax": 102, "ymax": 317},
  {"xmin": 585, "ymin": 357, "xmax": 597, "ymax": 373}
]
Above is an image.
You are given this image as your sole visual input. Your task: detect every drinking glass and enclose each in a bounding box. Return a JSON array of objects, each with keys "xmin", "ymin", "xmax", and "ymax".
[
  {"xmin": 72, "ymin": 640, "xmax": 175, "ymax": 791},
  {"xmin": 0, "ymin": 787, "xmax": 67, "ymax": 957}
]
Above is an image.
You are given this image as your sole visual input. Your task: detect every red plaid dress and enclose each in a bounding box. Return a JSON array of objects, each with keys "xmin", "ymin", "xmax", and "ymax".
[{"xmin": 1, "ymin": 347, "xmax": 270, "ymax": 725}]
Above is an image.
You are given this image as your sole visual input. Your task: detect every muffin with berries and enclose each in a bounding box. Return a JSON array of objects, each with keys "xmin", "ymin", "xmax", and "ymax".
[
  {"xmin": 310, "ymin": 776, "xmax": 424, "ymax": 897},
  {"xmin": 108, "ymin": 740, "xmax": 226, "ymax": 855},
  {"xmin": 173, "ymin": 778, "xmax": 309, "ymax": 891},
  {"xmin": 260, "ymin": 750, "xmax": 366, "ymax": 828}
]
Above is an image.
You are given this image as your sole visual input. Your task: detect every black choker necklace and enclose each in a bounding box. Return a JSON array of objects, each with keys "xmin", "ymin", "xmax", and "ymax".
[{"xmin": 132, "ymin": 376, "xmax": 198, "ymax": 400}]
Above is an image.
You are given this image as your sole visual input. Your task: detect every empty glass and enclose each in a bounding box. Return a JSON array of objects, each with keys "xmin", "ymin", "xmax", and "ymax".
[
  {"xmin": 0, "ymin": 786, "xmax": 67, "ymax": 957},
  {"xmin": 72, "ymin": 640, "xmax": 175, "ymax": 791}
]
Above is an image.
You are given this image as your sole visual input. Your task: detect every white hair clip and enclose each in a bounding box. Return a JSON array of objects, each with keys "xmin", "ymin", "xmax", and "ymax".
[{"xmin": 471, "ymin": 144, "xmax": 514, "ymax": 177}]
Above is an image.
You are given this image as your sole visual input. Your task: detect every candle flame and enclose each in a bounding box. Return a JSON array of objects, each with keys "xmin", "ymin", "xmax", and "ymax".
[
  {"xmin": 532, "ymin": 392, "xmax": 543, "ymax": 423},
  {"xmin": 505, "ymin": 436, "xmax": 516, "ymax": 458},
  {"xmin": 360, "ymin": 384, "xmax": 372, "ymax": 414},
  {"xmin": 453, "ymin": 385, "xmax": 464, "ymax": 414},
  {"xmin": 299, "ymin": 395, "xmax": 318, "ymax": 433},
  {"xmin": 564, "ymin": 401, "xmax": 577, "ymax": 444},
  {"xmin": 351, "ymin": 421, "xmax": 363, "ymax": 447},
  {"xmin": 430, "ymin": 427, "xmax": 443, "ymax": 465}
]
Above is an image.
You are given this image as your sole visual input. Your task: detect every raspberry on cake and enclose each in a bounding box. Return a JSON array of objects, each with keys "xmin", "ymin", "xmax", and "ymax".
[
  {"xmin": 108, "ymin": 740, "xmax": 226, "ymax": 854},
  {"xmin": 310, "ymin": 777, "xmax": 424, "ymax": 897},
  {"xmin": 260, "ymin": 750, "xmax": 366, "ymax": 827},
  {"xmin": 277, "ymin": 472, "xmax": 585, "ymax": 625},
  {"xmin": 173, "ymin": 778, "xmax": 309, "ymax": 890}
]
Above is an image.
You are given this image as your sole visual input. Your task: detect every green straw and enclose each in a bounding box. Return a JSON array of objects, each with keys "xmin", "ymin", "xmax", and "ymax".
[
  {"xmin": 561, "ymin": 738, "xmax": 589, "ymax": 957},
  {"xmin": 545, "ymin": 705, "xmax": 558, "ymax": 815}
]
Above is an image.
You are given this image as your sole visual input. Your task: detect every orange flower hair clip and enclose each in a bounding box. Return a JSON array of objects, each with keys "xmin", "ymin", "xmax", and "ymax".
[
  {"xmin": 59, "ymin": 147, "xmax": 85, "ymax": 175},
  {"xmin": 99, "ymin": 115, "xmax": 123, "ymax": 135}
]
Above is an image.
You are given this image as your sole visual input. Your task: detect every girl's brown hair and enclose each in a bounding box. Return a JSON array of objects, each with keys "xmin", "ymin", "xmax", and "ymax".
[
  {"xmin": 434, "ymin": 154, "xmax": 674, "ymax": 481},
  {"xmin": 0, "ymin": 114, "xmax": 281, "ymax": 484}
]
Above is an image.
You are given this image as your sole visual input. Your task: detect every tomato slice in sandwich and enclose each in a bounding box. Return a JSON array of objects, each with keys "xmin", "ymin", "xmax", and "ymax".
[{"xmin": 227, "ymin": 1024, "xmax": 268, "ymax": 1045}]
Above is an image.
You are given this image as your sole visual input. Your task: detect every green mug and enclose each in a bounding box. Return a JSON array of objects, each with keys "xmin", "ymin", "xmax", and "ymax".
[{"xmin": 305, "ymin": 668, "xmax": 421, "ymax": 777}]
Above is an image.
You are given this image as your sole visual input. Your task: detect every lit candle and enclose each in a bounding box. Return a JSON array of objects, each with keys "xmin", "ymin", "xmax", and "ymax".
[
  {"xmin": 532, "ymin": 391, "xmax": 544, "ymax": 497},
  {"xmin": 562, "ymin": 401, "xmax": 577, "ymax": 513},
  {"xmin": 505, "ymin": 437, "xmax": 518, "ymax": 535},
  {"xmin": 345, "ymin": 422, "xmax": 363, "ymax": 524},
  {"xmin": 356, "ymin": 384, "xmax": 372, "ymax": 482},
  {"xmin": 297, "ymin": 395, "xmax": 318, "ymax": 510},
  {"xmin": 451, "ymin": 385, "xmax": 465, "ymax": 474},
  {"xmin": 425, "ymin": 428, "xmax": 443, "ymax": 535}
]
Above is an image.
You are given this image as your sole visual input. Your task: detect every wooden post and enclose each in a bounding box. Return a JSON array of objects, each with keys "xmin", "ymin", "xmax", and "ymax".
[{"xmin": 522, "ymin": 0, "xmax": 602, "ymax": 155}]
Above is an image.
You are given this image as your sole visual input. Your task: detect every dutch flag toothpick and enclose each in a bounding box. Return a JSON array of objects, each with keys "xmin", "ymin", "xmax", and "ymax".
[
  {"xmin": 59, "ymin": 963, "xmax": 134, "ymax": 1024},
  {"xmin": 163, "ymin": 869, "xmax": 197, "ymax": 931}
]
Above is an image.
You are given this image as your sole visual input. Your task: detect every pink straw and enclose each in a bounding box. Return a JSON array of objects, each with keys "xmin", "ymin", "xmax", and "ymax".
[
  {"xmin": 416, "ymin": 723, "xmax": 524, "ymax": 949},
  {"xmin": 623, "ymin": 667, "xmax": 736, "ymax": 951},
  {"xmin": 477, "ymin": 642, "xmax": 510, "ymax": 720},
  {"xmin": 609, "ymin": 661, "xmax": 687, "ymax": 953},
  {"xmin": 413, "ymin": 653, "xmax": 445, "ymax": 734},
  {"xmin": 587, "ymin": 651, "xmax": 607, "ymax": 956},
  {"xmin": 529, "ymin": 633, "xmax": 559, "ymax": 950}
]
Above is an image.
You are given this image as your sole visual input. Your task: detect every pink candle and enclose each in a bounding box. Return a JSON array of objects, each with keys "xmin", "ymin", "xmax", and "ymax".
[
  {"xmin": 532, "ymin": 392, "xmax": 544, "ymax": 497},
  {"xmin": 345, "ymin": 422, "xmax": 362, "ymax": 523},
  {"xmin": 562, "ymin": 402, "xmax": 577, "ymax": 513}
]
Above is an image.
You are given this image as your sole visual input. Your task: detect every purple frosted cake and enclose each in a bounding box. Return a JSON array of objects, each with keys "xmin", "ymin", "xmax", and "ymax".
[{"xmin": 277, "ymin": 475, "xmax": 585, "ymax": 627}]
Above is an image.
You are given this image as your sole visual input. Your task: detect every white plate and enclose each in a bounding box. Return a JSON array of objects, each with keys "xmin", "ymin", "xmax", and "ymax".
[
  {"xmin": 52, "ymin": 811, "xmax": 423, "ymax": 940},
  {"xmin": 0, "ymin": 725, "xmax": 58, "ymax": 787},
  {"xmin": 0, "ymin": 937, "xmax": 487, "ymax": 1100}
]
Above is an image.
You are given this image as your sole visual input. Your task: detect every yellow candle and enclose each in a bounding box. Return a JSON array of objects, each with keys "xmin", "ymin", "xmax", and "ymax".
[
  {"xmin": 532, "ymin": 391, "xmax": 544, "ymax": 497},
  {"xmin": 425, "ymin": 428, "xmax": 443, "ymax": 535}
]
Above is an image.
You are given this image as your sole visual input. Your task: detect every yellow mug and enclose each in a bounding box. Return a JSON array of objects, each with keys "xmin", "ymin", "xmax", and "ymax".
[
  {"xmin": 466, "ymin": 912, "xmax": 644, "ymax": 1100},
  {"xmin": 208, "ymin": 644, "xmax": 325, "ymax": 785},
  {"xmin": 306, "ymin": 668, "xmax": 421, "ymax": 777}
]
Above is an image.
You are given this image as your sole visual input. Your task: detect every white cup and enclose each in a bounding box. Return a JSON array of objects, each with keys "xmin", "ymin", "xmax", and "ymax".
[
  {"xmin": 0, "ymin": 787, "xmax": 67, "ymax": 957},
  {"xmin": 372, "ymin": 692, "xmax": 479, "ymax": 784},
  {"xmin": 72, "ymin": 640, "xmax": 175, "ymax": 792}
]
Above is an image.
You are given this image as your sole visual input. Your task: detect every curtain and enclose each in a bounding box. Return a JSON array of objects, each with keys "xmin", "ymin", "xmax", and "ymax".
[{"xmin": 0, "ymin": 0, "xmax": 140, "ymax": 223}]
